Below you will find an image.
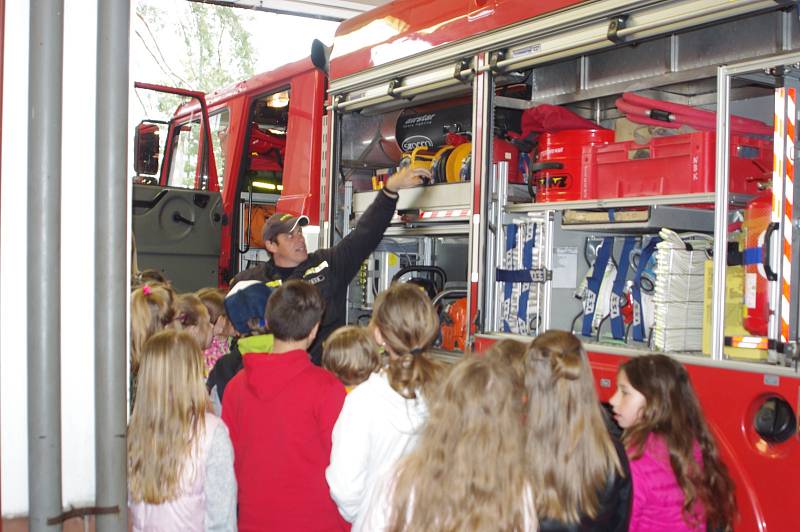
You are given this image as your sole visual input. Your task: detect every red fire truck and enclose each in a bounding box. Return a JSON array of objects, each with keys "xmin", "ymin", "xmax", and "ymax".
[
  {"xmin": 134, "ymin": 0, "xmax": 800, "ymax": 529},
  {"xmin": 133, "ymin": 57, "xmax": 326, "ymax": 290}
]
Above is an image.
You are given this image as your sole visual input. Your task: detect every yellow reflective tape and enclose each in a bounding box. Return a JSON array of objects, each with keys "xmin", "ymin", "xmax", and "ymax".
[{"xmin": 304, "ymin": 261, "xmax": 329, "ymax": 277}]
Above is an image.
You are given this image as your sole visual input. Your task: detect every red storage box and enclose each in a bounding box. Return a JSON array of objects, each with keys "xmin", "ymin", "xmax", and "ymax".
[{"xmin": 582, "ymin": 132, "xmax": 771, "ymax": 200}]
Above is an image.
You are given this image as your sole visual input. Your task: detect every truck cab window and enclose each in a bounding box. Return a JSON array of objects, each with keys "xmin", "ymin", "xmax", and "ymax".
[
  {"xmin": 210, "ymin": 109, "xmax": 230, "ymax": 191},
  {"xmin": 244, "ymin": 89, "xmax": 289, "ymax": 193},
  {"xmin": 168, "ymin": 119, "xmax": 202, "ymax": 189}
]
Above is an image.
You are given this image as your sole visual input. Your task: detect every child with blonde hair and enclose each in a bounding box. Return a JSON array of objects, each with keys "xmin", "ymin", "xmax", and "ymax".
[
  {"xmin": 131, "ymin": 268, "xmax": 170, "ymax": 289},
  {"xmin": 484, "ymin": 337, "xmax": 528, "ymax": 386},
  {"xmin": 322, "ymin": 325, "xmax": 381, "ymax": 391},
  {"xmin": 610, "ymin": 355, "xmax": 736, "ymax": 531},
  {"xmin": 327, "ymin": 283, "xmax": 447, "ymax": 531},
  {"xmin": 524, "ymin": 330, "xmax": 632, "ymax": 531},
  {"xmin": 364, "ymin": 355, "xmax": 536, "ymax": 531},
  {"xmin": 130, "ymin": 283, "xmax": 175, "ymax": 408},
  {"xmin": 174, "ymin": 293, "xmax": 213, "ymax": 351},
  {"xmin": 130, "ymin": 284, "xmax": 175, "ymax": 374},
  {"xmin": 128, "ymin": 329, "xmax": 236, "ymax": 531},
  {"xmin": 197, "ymin": 287, "xmax": 235, "ymax": 374}
]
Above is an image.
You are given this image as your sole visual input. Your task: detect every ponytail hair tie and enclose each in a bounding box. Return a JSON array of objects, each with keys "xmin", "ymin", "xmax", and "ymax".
[
  {"xmin": 409, "ymin": 347, "xmax": 424, "ymax": 356},
  {"xmin": 142, "ymin": 285, "xmax": 152, "ymax": 296}
]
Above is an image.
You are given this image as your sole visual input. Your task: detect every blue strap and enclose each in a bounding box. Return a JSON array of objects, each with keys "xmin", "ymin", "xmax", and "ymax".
[
  {"xmin": 742, "ymin": 247, "xmax": 762, "ymax": 266},
  {"xmin": 522, "ymin": 223, "xmax": 535, "ymax": 269},
  {"xmin": 496, "ymin": 269, "xmax": 548, "ymax": 283},
  {"xmin": 518, "ymin": 223, "xmax": 536, "ymax": 333},
  {"xmin": 632, "ymin": 237, "xmax": 661, "ymax": 341},
  {"xmin": 610, "ymin": 237, "xmax": 636, "ymax": 340},
  {"xmin": 582, "ymin": 237, "xmax": 614, "ymax": 337},
  {"xmin": 502, "ymin": 224, "xmax": 517, "ymax": 333}
]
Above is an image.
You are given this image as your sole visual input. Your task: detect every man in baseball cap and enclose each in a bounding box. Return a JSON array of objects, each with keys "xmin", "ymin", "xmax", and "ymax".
[
  {"xmin": 263, "ymin": 213, "xmax": 309, "ymax": 242},
  {"xmin": 261, "ymin": 213, "xmax": 310, "ymax": 267},
  {"xmin": 232, "ymin": 165, "xmax": 430, "ymax": 365}
]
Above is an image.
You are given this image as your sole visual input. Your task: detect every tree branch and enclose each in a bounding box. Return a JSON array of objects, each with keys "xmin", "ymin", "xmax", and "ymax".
[{"xmin": 136, "ymin": 11, "xmax": 190, "ymax": 87}]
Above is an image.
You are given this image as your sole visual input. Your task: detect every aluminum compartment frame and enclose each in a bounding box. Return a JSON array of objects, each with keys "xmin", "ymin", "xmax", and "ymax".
[{"xmin": 714, "ymin": 51, "xmax": 800, "ymax": 363}]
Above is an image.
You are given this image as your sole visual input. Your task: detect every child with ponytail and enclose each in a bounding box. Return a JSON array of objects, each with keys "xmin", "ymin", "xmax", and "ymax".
[
  {"xmin": 130, "ymin": 283, "xmax": 175, "ymax": 408},
  {"xmin": 364, "ymin": 355, "xmax": 535, "ymax": 531},
  {"xmin": 326, "ymin": 283, "xmax": 446, "ymax": 531},
  {"xmin": 610, "ymin": 354, "xmax": 736, "ymax": 531}
]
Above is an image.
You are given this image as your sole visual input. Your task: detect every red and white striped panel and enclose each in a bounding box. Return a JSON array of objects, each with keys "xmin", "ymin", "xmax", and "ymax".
[
  {"xmin": 391, "ymin": 209, "xmax": 471, "ymax": 223},
  {"xmin": 772, "ymin": 88, "xmax": 787, "ymax": 342},
  {"xmin": 773, "ymin": 88, "xmax": 785, "ymax": 225},
  {"xmin": 420, "ymin": 209, "xmax": 471, "ymax": 219},
  {"xmin": 781, "ymin": 87, "xmax": 796, "ymax": 342}
]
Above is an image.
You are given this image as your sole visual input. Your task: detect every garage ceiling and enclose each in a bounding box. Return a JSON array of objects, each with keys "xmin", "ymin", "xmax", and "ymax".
[{"xmin": 188, "ymin": 0, "xmax": 390, "ymax": 21}]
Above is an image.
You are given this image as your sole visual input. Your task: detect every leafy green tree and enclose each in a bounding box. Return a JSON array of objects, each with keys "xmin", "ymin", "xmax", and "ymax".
[{"xmin": 134, "ymin": 1, "xmax": 256, "ymax": 116}]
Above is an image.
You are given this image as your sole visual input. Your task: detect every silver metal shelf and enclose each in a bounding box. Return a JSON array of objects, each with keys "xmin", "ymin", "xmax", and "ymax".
[
  {"xmin": 383, "ymin": 224, "xmax": 470, "ymax": 237},
  {"xmin": 238, "ymin": 191, "xmax": 279, "ymax": 203},
  {"xmin": 507, "ymin": 192, "xmax": 715, "ymax": 212},
  {"xmin": 559, "ymin": 204, "xmax": 715, "ymax": 233},
  {"xmin": 353, "ymin": 182, "xmax": 471, "ymax": 216},
  {"xmin": 505, "ymin": 192, "xmax": 754, "ymax": 214}
]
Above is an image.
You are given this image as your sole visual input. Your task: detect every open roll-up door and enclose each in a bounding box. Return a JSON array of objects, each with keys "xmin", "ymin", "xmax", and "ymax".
[{"xmin": 186, "ymin": 0, "xmax": 389, "ymax": 22}]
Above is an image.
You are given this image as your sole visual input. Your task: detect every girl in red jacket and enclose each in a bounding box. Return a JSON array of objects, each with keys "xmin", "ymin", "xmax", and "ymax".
[{"xmin": 610, "ymin": 355, "xmax": 736, "ymax": 531}]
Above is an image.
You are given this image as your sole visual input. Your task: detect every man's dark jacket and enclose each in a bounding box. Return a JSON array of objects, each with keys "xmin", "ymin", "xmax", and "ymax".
[{"xmin": 232, "ymin": 189, "xmax": 397, "ymax": 365}]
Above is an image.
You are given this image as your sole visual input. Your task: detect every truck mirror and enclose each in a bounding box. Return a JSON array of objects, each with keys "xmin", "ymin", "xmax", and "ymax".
[
  {"xmin": 311, "ymin": 39, "xmax": 330, "ymax": 73},
  {"xmin": 134, "ymin": 120, "xmax": 161, "ymax": 176}
]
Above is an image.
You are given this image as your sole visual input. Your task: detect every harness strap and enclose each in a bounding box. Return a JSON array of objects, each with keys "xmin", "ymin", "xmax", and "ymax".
[
  {"xmin": 610, "ymin": 237, "xmax": 636, "ymax": 339},
  {"xmin": 502, "ymin": 223, "xmax": 518, "ymax": 333},
  {"xmin": 582, "ymin": 237, "xmax": 614, "ymax": 337},
  {"xmin": 518, "ymin": 223, "xmax": 536, "ymax": 334}
]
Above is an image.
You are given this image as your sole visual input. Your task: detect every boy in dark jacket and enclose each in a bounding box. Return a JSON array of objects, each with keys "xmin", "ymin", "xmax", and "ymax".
[{"xmin": 222, "ymin": 280, "xmax": 348, "ymax": 532}]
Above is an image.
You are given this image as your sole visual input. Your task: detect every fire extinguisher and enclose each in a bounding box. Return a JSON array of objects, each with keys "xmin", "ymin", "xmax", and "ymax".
[{"xmin": 743, "ymin": 190, "xmax": 777, "ymax": 336}]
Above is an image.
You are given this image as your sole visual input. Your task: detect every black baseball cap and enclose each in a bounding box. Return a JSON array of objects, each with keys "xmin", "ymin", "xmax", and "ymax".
[{"xmin": 262, "ymin": 213, "xmax": 309, "ymax": 242}]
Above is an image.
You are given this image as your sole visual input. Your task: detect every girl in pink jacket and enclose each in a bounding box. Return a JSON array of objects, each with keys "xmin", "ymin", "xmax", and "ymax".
[
  {"xmin": 128, "ymin": 329, "xmax": 237, "ymax": 531},
  {"xmin": 610, "ymin": 355, "xmax": 736, "ymax": 532}
]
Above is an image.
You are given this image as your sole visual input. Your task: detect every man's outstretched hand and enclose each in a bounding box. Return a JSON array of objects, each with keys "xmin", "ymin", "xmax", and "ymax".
[{"xmin": 385, "ymin": 166, "xmax": 432, "ymax": 191}]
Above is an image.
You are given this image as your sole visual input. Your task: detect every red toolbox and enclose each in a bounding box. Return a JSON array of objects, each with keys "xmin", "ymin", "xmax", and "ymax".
[{"xmin": 582, "ymin": 132, "xmax": 772, "ymax": 200}]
